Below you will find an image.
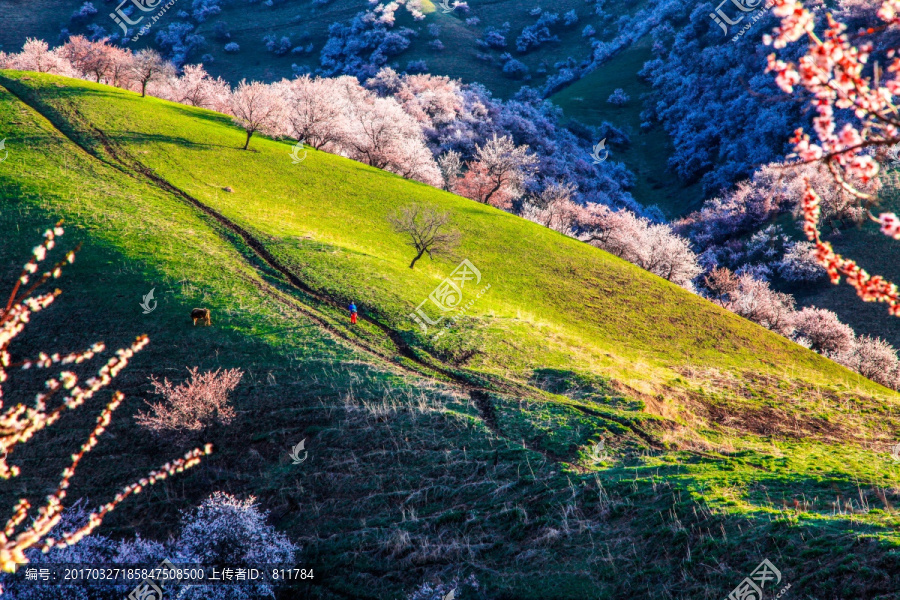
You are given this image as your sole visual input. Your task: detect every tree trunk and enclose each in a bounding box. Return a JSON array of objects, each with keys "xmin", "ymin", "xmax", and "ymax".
[
  {"xmin": 409, "ymin": 248, "xmax": 426, "ymax": 268},
  {"xmin": 141, "ymin": 80, "xmax": 148, "ymax": 97},
  {"xmin": 243, "ymin": 130, "xmax": 253, "ymax": 150},
  {"xmin": 482, "ymin": 180, "xmax": 504, "ymax": 205}
]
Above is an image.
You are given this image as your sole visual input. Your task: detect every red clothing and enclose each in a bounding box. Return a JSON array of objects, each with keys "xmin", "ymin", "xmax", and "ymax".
[{"xmin": 350, "ymin": 312, "xmax": 357, "ymax": 324}]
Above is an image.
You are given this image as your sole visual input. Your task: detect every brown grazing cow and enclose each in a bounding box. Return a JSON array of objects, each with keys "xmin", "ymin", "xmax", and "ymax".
[{"xmin": 191, "ymin": 308, "xmax": 211, "ymax": 326}]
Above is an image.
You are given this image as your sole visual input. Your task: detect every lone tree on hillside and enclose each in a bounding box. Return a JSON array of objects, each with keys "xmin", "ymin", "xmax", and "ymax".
[
  {"xmin": 128, "ymin": 49, "xmax": 170, "ymax": 97},
  {"xmin": 229, "ymin": 80, "xmax": 285, "ymax": 150},
  {"xmin": 388, "ymin": 204, "xmax": 460, "ymax": 268}
]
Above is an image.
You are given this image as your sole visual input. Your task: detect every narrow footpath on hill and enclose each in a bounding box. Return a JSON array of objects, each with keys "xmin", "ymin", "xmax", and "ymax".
[{"xmin": 0, "ymin": 77, "xmax": 668, "ymax": 462}]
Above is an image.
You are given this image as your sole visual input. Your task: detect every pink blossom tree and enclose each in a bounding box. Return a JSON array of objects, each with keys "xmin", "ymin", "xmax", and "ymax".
[
  {"xmin": 228, "ymin": 80, "xmax": 287, "ymax": 150},
  {"xmin": 712, "ymin": 272, "xmax": 796, "ymax": 336},
  {"xmin": 136, "ymin": 367, "xmax": 243, "ymax": 436},
  {"xmin": 59, "ymin": 36, "xmax": 127, "ymax": 84},
  {"xmin": 106, "ymin": 47, "xmax": 134, "ymax": 89},
  {"xmin": 128, "ymin": 49, "xmax": 171, "ymax": 97},
  {"xmin": 276, "ymin": 75, "xmax": 348, "ymax": 150},
  {"xmin": 453, "ymin": 135, "xmax": 538, "ymax": 208},
  {"xmin": 11, "ymin": 38, "xmax": 76, "ymax": 76},
  {"xmin": 520, "ymin": 181, "xmax": 580, "ymax": 233},
  {"xmin": 790, "ymin": 307, "xmax": 855, "ymax": 354},
  {"xmin": 339, "ymin": 85, "xmax": 442, "ymax": 185},
  {"xmin": 341, "ymin": 95, "xmax": 410, "ymax": 168},
  {"xmin": 165, "ymin": 64, "xmax": 230, "ymax": 110},
  {"xmin": 371, "ymin": 69, "xmax": 465, "ymax": 131},
  {"xmin": 836, "ymin": 335, "xmax": 900, "ymax": 389},
  {"xmin": 579, "ymin": 205, "xmax": 702, "ymax": 288}
]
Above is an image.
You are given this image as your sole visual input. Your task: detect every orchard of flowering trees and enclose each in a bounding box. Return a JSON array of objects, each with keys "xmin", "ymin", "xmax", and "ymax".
[{"xmin": 0, "ymin": 37, "xmax": 639, "ymax": 209}]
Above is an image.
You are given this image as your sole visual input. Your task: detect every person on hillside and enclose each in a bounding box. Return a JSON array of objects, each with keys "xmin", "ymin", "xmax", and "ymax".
[{"xmin": 348, "ymin": 302, "xmax": 358, "ymax": 325}]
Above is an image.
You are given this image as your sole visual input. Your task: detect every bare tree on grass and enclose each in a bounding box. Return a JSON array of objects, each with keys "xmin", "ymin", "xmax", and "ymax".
[
  {"xmin": 388, "ymin": 204, "xmax": 461, "ymax": 268},
  {"xmin": 0, "ymin": 225, "xmax": 210, "ymax": 577},
  {"xmin": 136, "ymin": 367, "xmax": 243, "ymax": 437}
]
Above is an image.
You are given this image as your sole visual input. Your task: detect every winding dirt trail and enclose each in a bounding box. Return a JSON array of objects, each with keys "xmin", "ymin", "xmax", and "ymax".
[{"xmin": 0, "ymin": 77, "xmax": 666, "ymax": 453}]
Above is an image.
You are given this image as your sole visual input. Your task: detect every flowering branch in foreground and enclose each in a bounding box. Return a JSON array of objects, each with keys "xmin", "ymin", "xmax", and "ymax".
[
  {"xmin": 0, "ymin": 224, "xmax": 212, "ymax": 581},
  {"xmin": 765, "ymin": 0, "xmax": 900, "ymax": 314},
  {"xmin": 800, "ymin": 183, "xmax": 900, "ymax": 315}
]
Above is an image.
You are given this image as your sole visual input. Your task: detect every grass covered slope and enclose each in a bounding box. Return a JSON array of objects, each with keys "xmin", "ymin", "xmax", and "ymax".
[
  {"xmin": 0, "ymin": 71, "xmax": 876, "ymax": 395},
  {"xmin": 2, "ymin": 72, "xmax": 900, "ymax": 599}
]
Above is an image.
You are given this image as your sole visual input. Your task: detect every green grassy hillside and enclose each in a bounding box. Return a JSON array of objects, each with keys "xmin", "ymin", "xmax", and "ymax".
[
  {"xmin": 552, "ymin": 48, "xmax": 900, "ymax": 353},
  {"xmin": 552, "ymin": 40, "xmax": 705, "ymax": 218},
  {"xmin": 3, "ymin": 72, "xmax": 900, "ymax": 598}
]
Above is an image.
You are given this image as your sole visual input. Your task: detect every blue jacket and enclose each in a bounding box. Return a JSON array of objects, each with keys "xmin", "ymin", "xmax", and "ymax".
[{"xmin": 349, "ymin": 303, "xmax": 357, "ymax": 313}]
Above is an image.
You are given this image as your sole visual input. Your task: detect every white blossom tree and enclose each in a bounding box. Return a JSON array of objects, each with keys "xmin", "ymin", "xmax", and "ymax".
[
  {"xmin": 165, "ymin": 64, "xmax": 230, "ymax": 110},
  {"xmin": 710, "ymin": 272, "xmax": 796, "ymax": 336},
  {"xmin": 790, "ymin": 307, "xmax": 855, "ymax": 355},
  {"xmin": 339, "ymin": 85, "xmax": 442, "ymax": 185},
  {"xmin": 277, "ymin": 75, "xmax": 347, "ymax": 150},
  {"xmin": 579, "ymin": 205, "xmax": 702, "ymax": 289},
  {"xmin": 11, "ymin": 39, "xmax": 76, "ymax": 76},
  {"xmin": 836, "ymin": 336, "xmax": 900, "ymax": 390}
]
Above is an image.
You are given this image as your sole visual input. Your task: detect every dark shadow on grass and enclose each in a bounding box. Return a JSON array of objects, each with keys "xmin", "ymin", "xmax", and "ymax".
[
  {"xmin": 110, "ymin": 131, "xmax": 235, "ymax": 151},
  {"xmin": 0, "ymin": 74, "xmax": 240, "ymax": 153},
  {"xmin": 156, "ymin": 101, "xmax": 235, "ymax": 128}
]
